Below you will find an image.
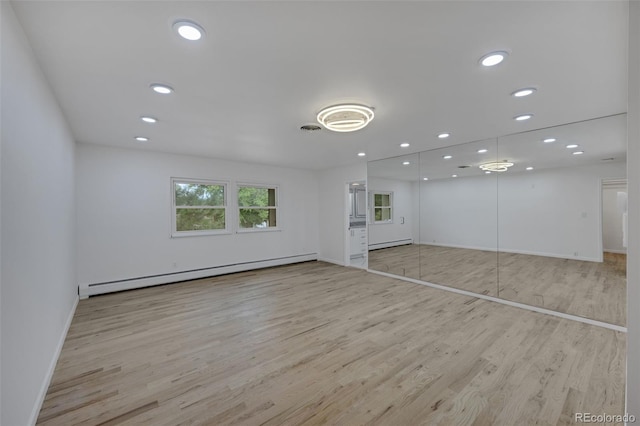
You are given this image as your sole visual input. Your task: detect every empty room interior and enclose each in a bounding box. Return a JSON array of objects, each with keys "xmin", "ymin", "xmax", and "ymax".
[{"xmin": 1, "ymin": 1, "xmax": 640, "ymax": 425}]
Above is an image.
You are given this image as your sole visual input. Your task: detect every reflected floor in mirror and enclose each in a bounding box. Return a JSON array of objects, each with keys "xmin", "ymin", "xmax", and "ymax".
[{"xmin": 368, "ymin": 245, "xmax": 626, "ymax": 326}]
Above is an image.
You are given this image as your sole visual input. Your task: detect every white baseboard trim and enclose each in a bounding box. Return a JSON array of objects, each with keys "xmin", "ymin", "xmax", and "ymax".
[
  {"xmin": 604, "ymin": 249, "xmax": 627, "ymax": 254},
  {"xmin": 318, "ymin": 257, "xmax": 345, "ymax": 266},
  {"xmin": 82, "ymin": 253, "xmax": 317, "ymax": 297},
  {"xmin": 367, "ymin": 269, "xmax": 627, "ymax": 333},
  {"xmin": 29, "ymin": 295, "xmax": 79, "ymax": 425},
  {"xmin": 368, "ymin": 239, "xmax": 413, "ymax": 250},
  {"xmin": 419, "ymin": 242, "xmax": 601, "ymax": 262}
]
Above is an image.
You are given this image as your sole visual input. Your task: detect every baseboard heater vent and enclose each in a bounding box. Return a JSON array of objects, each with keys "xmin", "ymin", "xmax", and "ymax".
[
  {"xmin": 81, "ymin": 253, "xmax": 317, "ymax": 298},
  {"xmin": 368, "ymin": 239, "xmax": 413, "ymax": 251}
]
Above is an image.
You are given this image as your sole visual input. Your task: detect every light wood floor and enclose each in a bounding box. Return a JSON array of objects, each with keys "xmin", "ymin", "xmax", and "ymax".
[
  {"xmin": 368, "ymin": 245, "xmax": 626, "ymax": 326},
  {"xmin": 38, "ymin": 262, "xmax": 625, "ymax": 425}
]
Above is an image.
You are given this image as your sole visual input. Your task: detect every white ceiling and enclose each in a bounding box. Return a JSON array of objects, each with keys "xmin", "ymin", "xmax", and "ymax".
[{"xmin": 11, "ymin": 1, "xmax": 629, "ymax": 171}]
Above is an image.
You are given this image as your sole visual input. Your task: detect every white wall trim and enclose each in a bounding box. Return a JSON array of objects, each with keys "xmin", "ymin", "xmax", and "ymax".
[
  {"xmin": 418, "ymin": 241, "xmax": 602, "ymax": 263},
  {"xmin": 368, "ymin": 239, "xmax": 413, "ymax": 250},
  {"xmin": 82, "ymin": 254, "xmax": 317, "ymax": 297},
  {"xmin": 318, "ymin": 257, "xmax": 346, "ymax": 267},
  {"xmin": 28, "ymin": 295, "xmax": 79, "ymax": 426},
  {"xmin": 367, "ymin": 269, "xmax": 627, "ymax": 333}
]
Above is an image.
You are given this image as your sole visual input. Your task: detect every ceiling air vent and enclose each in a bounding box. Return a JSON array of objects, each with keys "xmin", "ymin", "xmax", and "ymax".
[{"xmin": 300, "ymin": 124, "xmax": 322, "ymax": 132}]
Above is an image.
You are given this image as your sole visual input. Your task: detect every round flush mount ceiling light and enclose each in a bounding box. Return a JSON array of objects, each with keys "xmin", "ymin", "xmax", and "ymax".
[
  {"xmin": 173, "ymin": 20, "xmax": 205, "ymax": 41},
  {"xmin": 316, "ymin": 104, "xmax": 374, "ymax": 132},
  {"xmin": 479, "ymin": 50, "xmax": 509, "ymax": 67},
  {"xmin": 514, "ymin": 114, "xmax": 533, "ymax": 121},
  {"xmin": 134, "ymin": 136, "xmax": 149, "ymax": 142},
  {"xmin": 438, "ymin": 132, "xmax": 450, "ymax": 139},
  {"xmin": 479, "ymin": 161, "xmax": 514, "ymax": 172},
  {"xmin": 150, "ymin": 83, "xmax": 174, "ymax": 94},
  {"xmin": 511, "ymin": 87, "xmax": 537, "ymax": 98},
  {"xmin": 141, "ymin": 116, "xmax": 157, "ymax": 123}
]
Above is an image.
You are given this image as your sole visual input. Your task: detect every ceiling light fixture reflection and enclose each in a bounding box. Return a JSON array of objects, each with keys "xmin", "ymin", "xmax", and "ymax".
[
  {"xmin": 357, "ymin": 152, "xmax": 366, "ymax": 157},
  {"xmin": 485, "ymin": 171, "xmax": 492, "ymax": 174},
  {"xmin": 173, "ymin": 20, "xmax": 205, "ymax": 41},
  {"xmin": 134, "ymin": 136, "xmax": 149, "ymax": 142},
  {"xmin": 452, "ymin": 174, "xmax": 458, "ymax": 178},
  {"xmin": 141, "ymin": 116, "xmax": 158, "ymax": 123},
  {"xmin": 438, "ymin": 133, "xmax": 450, "ymax": 139},
  {"xmin": 566, "ymin": 144, "xmax": 579, "ymax": 149},
  {"xmin": 511, "ymin": 87, "xmax": 537, "ymax": 97},
  {"xmin": 514, "ymin": 114, "xmax": 533, "ymax": 121},
  {"xmin": 443, "ymin": 155, "xmax": 452, "ymax": 160},
  {"xmin": 543, "ymin": 138, "xmax": 556, "ymax": 143},
  {"xmin": 479, "ymin": 161, "xmax": 514, "ymax": 172},
  {"xmin": 423, "ymin": 177, "xmax": 428, "ymax": 181},
  {"xmin": 150, "ymin": 84, "xmax": 174, "ymax": 94},
  {"xmin": 526, "ymin": 166, "xmax": 534, "ymax": 171},
  {"xmin": 573, "ymin": 151, "xmax": 585, "ymax": 155},
  {"xmin": 400, "ymin": 142, "xmax": 410, "ymax": 148},
  {"xmin": 477, "ymin": 149, "xmax": 488, "ymax": 154},
  {"xmin": 402, "ymin": 161, "xmax": 411, "ymax": 165},
  {"xmin": 479, "ymin": 51, "xmax": 509, "ymax": 67},
  {"xmin": 317, "ymin": 104, "xmax": 374, "ymax": 132}
]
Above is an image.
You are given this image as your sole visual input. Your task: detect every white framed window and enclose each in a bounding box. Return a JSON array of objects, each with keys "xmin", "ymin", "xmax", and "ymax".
[
  {"xmin": 171, "ymin": 178, "xmax": 229, "ymax": 237},
  {"xmin": 372, "ymin": 191, "xmax": 393, "ymax": 224},
  {"xmin": 237, "ymin": 184, "xmax": 279, "ymax": 232}
]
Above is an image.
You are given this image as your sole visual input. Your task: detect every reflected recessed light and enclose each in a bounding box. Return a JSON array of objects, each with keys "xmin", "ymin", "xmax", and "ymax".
[
  {"xmin": 526, "ymin": 166, "xmax": 534, "ymax": 171},
  {"xmin": 511, "ymin": 87, "xmax": 537, "ymax": 98},
  {"xmin": 573, "ymin": 151, "xmax": 585, "ymax": 155},
  {"xmin": 134, "ymin": 136, "xmax": 149, "ymax": 142},
  {"xmin": 479, "ymin": 51, "xmax": 509, "ymax": 67},
  {"xmin": 402, "ymin": 161, "xmax": 411, "ymax": 165},
  {"xmin": 438, "ymin": 133, "xmax": 450, "ymax": 139},
  {"xmin": 566, "ymin": 144, "xmax": 579, "ymax": 149},
  {"xmin": 352, "ymin": 183, "xmax": 360, "ymax": 186},
  {"xmin": 400, "ymin": 142, "xmax": 410, "ymax": 148},
  {"xmin": 150, "ymin": 84, "xmax": 173, "ymax": 94},
  {"xmin": 141, "ymin": 116, "xmax": 157, "ymax": 123},
  {"xmin": 485, "ymin": 171, "xmax": 492, "ymax": 174},
  {"xmin": 423, "ymin": 177, "xmax": 428, "ymax": 181},
  {"xmin": 452, "ymin": 174, "xmax": 458, "ymax": 178},
  {"xmin": 357, "ymin": 152, "xmax": 366, "ymax": 157},
  {"xmin": 543, "ymin": 138, "xmax": 556, "ymax": 143},
  {"xmin": 477, "ymin": 149, "xmax": 488, "ymax": 154},
  {"xmin": 443, "ymin": 155, "xmax": 452, "ymax": 160},
  {"xmin": 173, "ymin": 20, "xmax": 205, "ymax": 41},
  {"xmin": 514, "ymin": 114, "xmax": 533, "ymax": 121}
]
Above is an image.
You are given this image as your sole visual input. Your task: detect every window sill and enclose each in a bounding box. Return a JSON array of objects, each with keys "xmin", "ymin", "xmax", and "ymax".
[
  {"xmin": 236, "ymin": 228, "xmax": 281, "ymax": 234},
  {"xmin": 171, "ymin": 230, "xmax": 232, "ymax": 238}
]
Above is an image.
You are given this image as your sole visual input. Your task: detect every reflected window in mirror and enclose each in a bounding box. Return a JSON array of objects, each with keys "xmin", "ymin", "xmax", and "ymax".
[{"xmin": 372, "ymin": 191, "xmax": 393, "ymax": 224}]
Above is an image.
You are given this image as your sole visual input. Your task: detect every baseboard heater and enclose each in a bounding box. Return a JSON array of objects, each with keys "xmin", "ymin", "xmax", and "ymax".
[
  {"xmin": 368, "ymin": 239, "xmax": 413, "ymax": 251},
  {"xmin": 81, "ymin": 253, "xmax": 318, "ymax": 298}
]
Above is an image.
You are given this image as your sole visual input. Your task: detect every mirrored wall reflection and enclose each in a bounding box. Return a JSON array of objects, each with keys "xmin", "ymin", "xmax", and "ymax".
[
  {"xmin": 368, "ymin": 153, "xmax": 420, "ymax": 279},
  {"xmin": 496, "ymin": 114, "xmax": 627, "ymax": 325},
  {"xmin": 367, "ymin": 114, "xmax": 627, "ymax": 326},
  {"xmin": 419, "ymin": 138, "xmax": 498, "ymax": 296}
]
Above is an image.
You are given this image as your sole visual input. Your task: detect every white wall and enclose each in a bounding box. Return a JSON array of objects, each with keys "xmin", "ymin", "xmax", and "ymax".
[
  {"xmin": 627, "ymin": 0, "xmax": 640, "ymax": 417},
  {"xmin": 602, "ymin": 184, "xmax": 627, "ymax": 253},
  {"xmin": 368, "ymin": 177, "xmax": 416, "ymax": 247},
  {"xmin": 76, "ymin": 144, "xmax": 319, "ymax": 294},
  {"xmin": 317, "ymin": 163, "xmax": 366, "ymax": 265},
  {"xmin": 419, "ymin": 162, "xmax": 626, "ymax": 261},
  {"xmin": 1, "ymin": 3, "xmax": 78, "ymax": 425},
  {"xmin": 420, "ymin": 174, "xmax": 498, "ymax": 250}
]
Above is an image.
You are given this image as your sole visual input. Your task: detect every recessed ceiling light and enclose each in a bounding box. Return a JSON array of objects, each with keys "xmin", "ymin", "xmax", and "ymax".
[
  {"xmin": 514, "ymin": 114, "xmax": 533, "ymax": 121},
  {"xmin": 573, "ymin": 151, "xmax": 585, "ymax": 155},
  {"xmin": 443, "ymin": 155, "xmax": 452, "ymax": 160},
  {"xmin": 402, "ymin": 161, "xmax": 411, "ymax": 165},
  {"xmin": 150, "ymin": 84, "xmax": 173, "ymax": 94},
  {"xmin": 141, "ymin": 116, "xmax": 157, "ymax": 123},
  {"xmin": 452, "ymin": 174, "xmax": 458, "ymax": 178},
  {"xmin": 485, "ymin": 171, "xmax": 492, "ymax": 174},
  {"xmin": 477, "ymin": 149, "xmax": 488, "ymax": 154},
  {"xmin": 511, "ymin": 87, "xmax": 537, "ymax": 98},
  {"xmin": 479, "ymin": 50, "xmax": 509, "ymax": 67},
  {"xmin": 134, "ymin": 136, "xmax": 149, "ymax": 142},
  {"xmin": 173, "ymin": 20, "xmax": 205, "ymax": 41},
  {"xmin": 400, "ymin": 142, "xmax": 410, "ymax": 148},
  {"xmin": 566, "ymin": 144, "xmax": 579, "ymax": 149},
  {"xmin": 438, "ymin": 133, "xmax": 450, "ymax": 139},
  {"xmin": 423, "ymin": 177, "xmax": 429, "ymax": 181},
  {"xmin": 543, "ymin": 138, "xmax": 556, "ymax": 143},
  {"xmin": 317, "ymin": 104, "xmax": 374, "ymax": 132},
  {"xmin": 357, "ymin": 152, "xmax": 366, "ymax": 157},
  {"xmin": 526, "ymin": 166, "xmax": 534, "ymax": 171}
]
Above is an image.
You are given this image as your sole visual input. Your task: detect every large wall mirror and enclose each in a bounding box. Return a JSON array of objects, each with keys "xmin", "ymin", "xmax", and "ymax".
[{"xmin": 368, "ymin": 114, "xmax": 627, "ymax": 326}]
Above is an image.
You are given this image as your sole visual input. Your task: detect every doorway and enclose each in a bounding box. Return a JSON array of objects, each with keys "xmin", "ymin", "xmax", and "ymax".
[{"xmin": 347, "ymin": 181, "xmax": 367, "ymax": 268}]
